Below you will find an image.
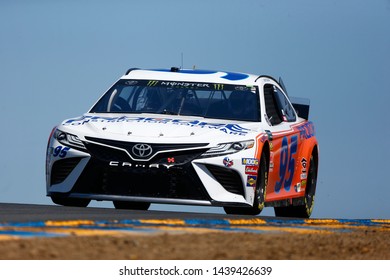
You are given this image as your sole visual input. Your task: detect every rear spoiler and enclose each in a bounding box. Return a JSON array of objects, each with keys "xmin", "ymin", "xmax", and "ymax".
[{"xmin": 290, "ymin": 96, "xmax": 310, "ymax": 119}]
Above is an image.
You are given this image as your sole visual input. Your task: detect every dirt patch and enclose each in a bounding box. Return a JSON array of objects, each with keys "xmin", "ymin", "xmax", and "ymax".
[{"xmin": 0, "ymin": 230, "xmax": 389, "ymax": 260}]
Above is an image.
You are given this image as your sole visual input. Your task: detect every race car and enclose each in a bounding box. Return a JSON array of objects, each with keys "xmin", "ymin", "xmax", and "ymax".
[{"xmin": 46, "ymin": 67, "xmax": 319, "ymax": 217}]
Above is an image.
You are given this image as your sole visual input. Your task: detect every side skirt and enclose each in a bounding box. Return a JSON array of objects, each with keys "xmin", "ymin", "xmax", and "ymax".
[{"xmin": 265, "ymin": 197, "xmax": 305, "ymax": 208}]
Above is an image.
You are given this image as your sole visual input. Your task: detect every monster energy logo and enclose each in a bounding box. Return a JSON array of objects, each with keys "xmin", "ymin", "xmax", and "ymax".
[
  {"xmin": 213, "ymin": 84, "xmax": 224, "ymax": 90},
  {"xmin": 160, "ymin": 81, "xmax": 210, "ymax": 88},
  {"xmin": 147, "ymin": 80, "xmax": 159, "ymax": 87}
]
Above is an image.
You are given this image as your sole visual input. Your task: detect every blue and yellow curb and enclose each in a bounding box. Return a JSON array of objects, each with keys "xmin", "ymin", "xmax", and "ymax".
[{"xmin": 0, "ymin": 218, "xmax": 389, "ymax": 240}]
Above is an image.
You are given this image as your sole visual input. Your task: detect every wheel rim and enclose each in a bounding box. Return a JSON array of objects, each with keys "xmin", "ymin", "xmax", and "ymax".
[
  {"xmin": 256, "ymin": 156, "xmax": 267, "ymax": 211},
  {"xmin": 305, "ymin": 156, "xmax": 317, "ymax": 213}
]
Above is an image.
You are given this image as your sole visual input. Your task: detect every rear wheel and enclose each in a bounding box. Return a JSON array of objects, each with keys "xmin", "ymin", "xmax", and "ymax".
[
  {"xmin": 224, "ymin": 153, "xmax": 267, "ymax": 215},
  {"xmin": 274, "ymin": 154, "xmax": 318, "ymax": 218},
  {"xmin": 113, "ymin": 200, "xmax": 151, "ymax": 210},
  {"xmin": 51, "ymin": 196, "xmax": 90, "ymax": 207}
]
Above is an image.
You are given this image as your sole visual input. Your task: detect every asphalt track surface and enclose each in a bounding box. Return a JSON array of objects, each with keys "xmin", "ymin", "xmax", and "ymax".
[
  {"xmin": 0, "ymin": 202, "xmax": 231, "ymax": 223},
  {"xmin": 0, "ymin": 202, "xmax": 389, "ymax": 240},
  {"xmin": 1, "ymin": 203, "xmax": 390, "ymax": 259}
]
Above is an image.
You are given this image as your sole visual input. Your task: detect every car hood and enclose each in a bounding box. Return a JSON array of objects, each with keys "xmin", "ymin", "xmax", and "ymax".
[{"xmin": 60, "ymin": 114, "xmax": 264, "ymax": 144}]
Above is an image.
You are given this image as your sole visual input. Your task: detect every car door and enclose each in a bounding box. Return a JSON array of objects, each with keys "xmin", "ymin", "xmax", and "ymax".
[{"xmin": 263, "ymin": 84, "xmax": 303, "ymax": 202}]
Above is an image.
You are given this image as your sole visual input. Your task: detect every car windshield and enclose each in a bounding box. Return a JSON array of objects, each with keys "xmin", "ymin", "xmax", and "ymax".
[{"xmin": 90, "ymin": 79, "xmax": 260, "ymax": 122}]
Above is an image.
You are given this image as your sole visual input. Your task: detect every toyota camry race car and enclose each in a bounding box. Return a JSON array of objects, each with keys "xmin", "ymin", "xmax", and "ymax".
[{"xmin": 46, "ymin": 67, "xmax": 319, "ymax": 217}]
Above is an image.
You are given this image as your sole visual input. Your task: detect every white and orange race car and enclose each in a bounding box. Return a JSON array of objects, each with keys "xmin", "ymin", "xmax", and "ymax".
[{"xmin": 46, "ymin": 68, "xmax": 319, "ymax": 217}]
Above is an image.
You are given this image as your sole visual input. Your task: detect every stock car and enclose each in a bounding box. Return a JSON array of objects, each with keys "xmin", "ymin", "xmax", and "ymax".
[{"xmin": 46, "ymin": 67, "xmax": 319, "ymax": 217}]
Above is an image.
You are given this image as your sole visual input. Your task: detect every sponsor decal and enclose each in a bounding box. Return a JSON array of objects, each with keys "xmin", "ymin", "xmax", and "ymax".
[
  {"xmin": 269, "ymin": 152, "xmax": 275, "ymax": 172},
  {"xmin": 235, "ymin": 85, "xmax": 250, "ymax": 91},
  {"xmin": 223, "ymin": 157, "xmax": 233, "ymax": 167},
  {"xmin": 297, "ymin": 122, "xmax": 315, "ymax": 140},
  {"xmin": 246, "ymin": 175, "xmax": 257, "ymax": 187},
  {"xmin": 63, "ymin": 116, "xmax": 251, "ymax": 136},
  {"xmin": 147, "ymin": 80, "xmax": 159, "ymax": 87},
  {"xmin": 160, "ymin": 81, "xmax": 210, "ymax": 88},
  {"xmin": 242, "ymin": 158, "xmax": 259, "ymax": 166},
  {"xmin": 294, "ymin": 183, "xmax": 301, "ymax": 192},
  {"xmin": 245, "ymin": 166, "xmax": 258, "ymax": 175},
  {"xmin": 125, "ymin": 80, "xmax": 138, "ymax": 85},
  {"xmin": 301, "ymin": 157, "xmax": 307, "ymax": 172},
  {"xmin": 213, "ymin": 84, "xmax": 224, "ymax": 90},
  {"xmin": 300, "ymin": 173, "xmax": 307, "ymax": 180}
]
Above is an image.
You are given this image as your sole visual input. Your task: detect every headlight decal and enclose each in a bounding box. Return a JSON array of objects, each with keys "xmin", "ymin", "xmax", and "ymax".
[
  {"xmin": 201, "ymin": 140, "xmax": 254, "ymax": 158},
  {"xmin": 54, "ymin": 129, "xmax": 86, "ymax": 151}
]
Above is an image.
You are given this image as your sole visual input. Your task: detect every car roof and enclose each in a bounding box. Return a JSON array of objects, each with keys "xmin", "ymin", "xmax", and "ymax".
[{"xmin": 121, "ymin": 68, "xmax": 264, "ymax": 85}]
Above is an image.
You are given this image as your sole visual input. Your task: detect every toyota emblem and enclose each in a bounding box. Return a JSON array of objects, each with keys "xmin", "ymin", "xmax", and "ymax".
[{"xmin": 132, "ymin": 143, "xmax": 153, "ymax": 158}]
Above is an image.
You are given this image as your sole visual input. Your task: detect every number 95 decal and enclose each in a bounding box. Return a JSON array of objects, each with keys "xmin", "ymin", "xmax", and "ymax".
[
  {"xmin": 53, "ymin": 146, "xmax": 70, "ymax": 158},
  {"xmin": 274, "ymin": 135, "xmax": 298, "ymax": 193}
]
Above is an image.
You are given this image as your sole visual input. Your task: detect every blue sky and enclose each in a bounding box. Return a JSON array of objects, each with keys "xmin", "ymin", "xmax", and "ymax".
[{"xmin": 0, "ymin": 0, "xmax": 389, "ymax": 219}]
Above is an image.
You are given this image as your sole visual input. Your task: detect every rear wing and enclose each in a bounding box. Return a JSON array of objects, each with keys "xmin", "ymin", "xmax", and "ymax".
[{"xmin": 290, "ymin": 97, "xmax": 310, "ymax": 119}]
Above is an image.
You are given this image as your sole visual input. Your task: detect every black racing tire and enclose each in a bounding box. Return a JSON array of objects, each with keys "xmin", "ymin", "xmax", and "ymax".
[
  {"xmin": 113, "ymin": 200, "xmax": 151, "ymax": 210},
  {"xmin": 224, "ymin": 152, "xmax": 267, "ymax": 215},
  {"xmin": 51, "ymin": 196, "xmax": 90, "ymax": 207},
  {"xmin": 274, "ymin": 154, "xmax": 318, "ymax": 218}
]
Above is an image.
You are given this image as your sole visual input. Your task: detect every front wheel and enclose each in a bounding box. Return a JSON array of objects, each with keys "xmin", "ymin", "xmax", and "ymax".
[
  {"xmin": 224, "ymin": 153, "xmax": 267, "ymax": 215},
  {"xmin": 113, "ymin": 200, "xmax": 151, "ymax": 210},
  {"xmin": 274, "ymin": 154, "xmax": 318, "ymax": 218}
]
